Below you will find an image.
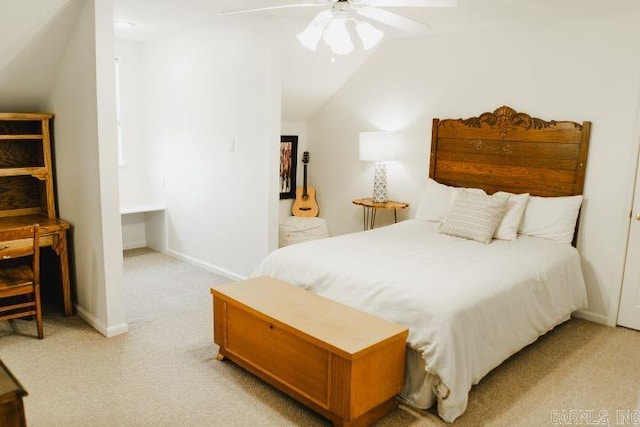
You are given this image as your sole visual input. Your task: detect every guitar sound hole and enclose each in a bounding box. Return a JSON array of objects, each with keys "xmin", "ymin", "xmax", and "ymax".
[{"xmin": 302, "ymin": 195, "xmax": 309, "ymax": 201}]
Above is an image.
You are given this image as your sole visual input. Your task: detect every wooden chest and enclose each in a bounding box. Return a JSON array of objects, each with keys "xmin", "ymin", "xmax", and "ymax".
[{"xmin": 211, "ymin": 276, "xmax": 408, "ymax": 427}]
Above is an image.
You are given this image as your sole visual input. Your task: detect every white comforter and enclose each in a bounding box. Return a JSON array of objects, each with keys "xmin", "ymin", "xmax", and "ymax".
[{"xmin": 253, "ymin": 220, "xmax": 587, "ymax": 422}]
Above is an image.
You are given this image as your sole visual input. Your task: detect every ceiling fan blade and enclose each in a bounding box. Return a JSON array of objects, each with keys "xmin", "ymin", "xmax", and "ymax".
[
  {"xmin": 221, "ymin": 2, "xmax": 325, "ymax": 15},
  {"xmin": 357, "ymin": 7, "xmax": 430, "ymax": 34},
  {"xmin": 358, "ymin": 0, "xmax": 456, "ymax": 6}
]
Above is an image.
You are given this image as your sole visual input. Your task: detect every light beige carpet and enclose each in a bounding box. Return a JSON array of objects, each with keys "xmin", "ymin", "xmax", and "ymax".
[{"xmin": 1, "ymin": 248, "xmax": 639, "ymax": 426}]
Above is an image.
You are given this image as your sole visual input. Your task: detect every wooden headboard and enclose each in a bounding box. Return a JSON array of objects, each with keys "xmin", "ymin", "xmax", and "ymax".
[{"xmin": 429, "ymin": 106, "xmax": 591, "ymax": 197}]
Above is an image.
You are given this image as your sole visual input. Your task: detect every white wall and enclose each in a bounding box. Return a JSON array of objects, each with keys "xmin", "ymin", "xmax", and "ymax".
[
  {"xmin": 0, "ymin": 0, "xmax": 75, "ymax": 111},
  {"xmin": 121, "ymin": 213, "xmax": 146, "ymax": 249},
  {"xmin": 141, "ymin": 16, "xmax": 281, "ymax": 279},
  {"xmin": 307, "ymin": 14, "xmax": 640, "ymax": 326},
  {"xmin": 93, "ymin": 0, "xmax": 126, "ymax": 335},
  {"xmin": 278, "ymin": 18, "xmax": 374, "ymax": 122},
  {"xmin": 46, "ymin": 0, "xmax": 126, "ymax": 337},
  {"xmin": 279, "ymin": 122, "xmax": 308, "ymax": 222},
  {"xmin": 115, "ymin": 39, "xmax": 166, "ymax": 250},
  {"xmin": 115, "ymin": 39, "xmax": 155, "ymax": 209}
]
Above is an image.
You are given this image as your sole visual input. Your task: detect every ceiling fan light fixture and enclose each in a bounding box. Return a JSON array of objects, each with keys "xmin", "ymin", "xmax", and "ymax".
[
  {"xmin": 224, "ymin": 0, "xmax": 442, "ymax": 57},
  {"xmin": 355, "ymin": 21, "xmax": 384, "ymax": 50},
  {"xmin": 297, "ymin": 24, "xmax": 324, "ymax": 51},
  {"xmin": 297, "ymin": 9, "xmax": 333, "ymax": 51},
  {"xmin": 323, "ymin": 18, "xmax": 354, "ymax": 55}
]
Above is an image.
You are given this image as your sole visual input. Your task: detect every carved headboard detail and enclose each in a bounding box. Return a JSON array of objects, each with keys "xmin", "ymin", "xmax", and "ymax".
[
  {"xmin": 429, "ymin": 106, "xmax": 591, "ymax": 197},
  {"xmin": 459, "ymin": 105, "xmax": 583, "ymax": 139}
]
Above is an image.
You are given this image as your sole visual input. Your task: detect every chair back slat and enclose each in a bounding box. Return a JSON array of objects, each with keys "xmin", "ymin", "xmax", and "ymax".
[{"xmin": 0, "ymin": 224, "xmax": 42, "ymax": 338}]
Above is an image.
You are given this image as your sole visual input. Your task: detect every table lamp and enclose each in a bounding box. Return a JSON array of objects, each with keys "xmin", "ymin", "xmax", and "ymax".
[{"xmin": 359, "ymin": 132, "xmax": 397, "ymax": 203}]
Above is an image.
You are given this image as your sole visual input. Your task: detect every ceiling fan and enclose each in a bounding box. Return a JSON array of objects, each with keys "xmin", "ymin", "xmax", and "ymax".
[{"xmin": 221, "ymin": 0, "xmax": 457, "ymax": 56}]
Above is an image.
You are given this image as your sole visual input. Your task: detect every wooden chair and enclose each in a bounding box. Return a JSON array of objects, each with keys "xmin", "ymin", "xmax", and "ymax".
[{"xmin": 0, "ymin": 225, "xmax": 42, "ymax": 339}]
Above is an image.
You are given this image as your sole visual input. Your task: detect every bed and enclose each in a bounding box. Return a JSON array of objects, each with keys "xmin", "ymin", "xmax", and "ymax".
[{"xmin": 254, "ymin": 106, "xmax": 591, "ymax": 422}]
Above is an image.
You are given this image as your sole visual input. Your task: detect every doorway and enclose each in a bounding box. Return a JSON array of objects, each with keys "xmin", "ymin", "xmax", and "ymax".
[{"xmin": 618, "ymin": 141, "xmax": 640, "ymax": 330}]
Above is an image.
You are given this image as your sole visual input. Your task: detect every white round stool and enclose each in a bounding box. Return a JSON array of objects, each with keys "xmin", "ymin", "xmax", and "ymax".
[{"xmin": 279, "ymin": 217, "xmax": 329, "ymax": 247}]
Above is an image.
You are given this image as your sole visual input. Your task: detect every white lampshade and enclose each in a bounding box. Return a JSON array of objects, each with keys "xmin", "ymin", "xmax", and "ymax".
[
  {"xmin": 355, "ymin": 21, "xmax": 384, "ymax": 50},
  {"xmin": 297, "ymin": 24, "xmax": 324, "ymax": 51},
  {"xmin": 359, "ymin": 132, "xmax": 397, "ymax": 162},
  {"xmin": 323, "ymin": 18, "xmax": 354, "ymax": 55},
  {"xmin": 297, "ymin": 10, "xmax": 332, "ymax": 51},
  {"xmin": 297, "ymin": 10, "xmax": 385, "ymax": 57}
]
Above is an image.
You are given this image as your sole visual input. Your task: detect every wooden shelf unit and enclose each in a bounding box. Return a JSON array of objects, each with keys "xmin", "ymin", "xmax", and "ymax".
[
  {"xmin": 0, "ymin": 113, "xmax": 56, "ymax": 219},
  {"xmin": 0, "ymin": 113, "xmax": 73, "ymax": 316}
]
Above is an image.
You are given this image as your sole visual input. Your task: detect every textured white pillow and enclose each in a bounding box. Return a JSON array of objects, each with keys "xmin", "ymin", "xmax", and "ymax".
[
  {"xmin": 519, "ymin": 195, "xmax": 583, "ymax": 244},
  {"xmin": 438, "ymin": 191, "xmax": 509, "ymax": 244},
  {"xmin": 493, "ymin": 192, "xmax": 530, "ymax": 241},
  {"xmin": 415, "ymin": 179, "xmax": 486, "ymax": 222}
]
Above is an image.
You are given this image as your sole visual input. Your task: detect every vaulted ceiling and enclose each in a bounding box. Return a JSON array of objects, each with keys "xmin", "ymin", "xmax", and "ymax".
[
  {"xmin": 2, "ymin": 0, "xmax": 639, "ymax": 120},
  {"xmin": 0, "ymin": 0, "xmax": 83, "ymax": 111},
  {"xmin": 113, "ymin": 0, "xmax": 640, "ymax": 122}
]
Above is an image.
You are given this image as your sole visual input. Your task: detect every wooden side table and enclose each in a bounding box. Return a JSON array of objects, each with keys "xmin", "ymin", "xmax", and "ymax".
[
  {"xmin": 0, "ymin": 360, "xmax": 27, "ymax": 427},
  {"xmin": 352, "ymin": 198, "xmax": 409, "ymax": 230}
]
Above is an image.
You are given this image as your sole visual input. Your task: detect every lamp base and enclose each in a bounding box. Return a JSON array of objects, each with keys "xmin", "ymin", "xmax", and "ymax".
[{"xmin": 372, "ymin": 162, "xmax": 388, "ymax": 203}]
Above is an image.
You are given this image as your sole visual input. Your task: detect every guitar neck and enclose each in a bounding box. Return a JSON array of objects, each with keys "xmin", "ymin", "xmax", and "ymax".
[{"xmin": 303, "ymin": 164, "xmax": 308, "ymax": 196}]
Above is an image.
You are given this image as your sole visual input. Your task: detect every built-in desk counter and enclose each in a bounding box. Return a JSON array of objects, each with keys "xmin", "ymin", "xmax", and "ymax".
[{"xmin": 120, "ymin": 205, "xmax": 166, "ymax": 252}]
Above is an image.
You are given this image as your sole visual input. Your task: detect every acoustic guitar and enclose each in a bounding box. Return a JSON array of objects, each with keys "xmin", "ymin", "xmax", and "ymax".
[{"xmin": 292, "ymin": 151, "xmax": 319, "ymax": 217}]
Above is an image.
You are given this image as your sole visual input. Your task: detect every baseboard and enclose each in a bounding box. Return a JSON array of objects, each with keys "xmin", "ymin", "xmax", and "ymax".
[
  {"xmin": 75, "ymin": 304, "xmax": 129, "ymax": 338},
  {"xmin": 573, "ymin": 309, "xmax": 610, "ymax": 326},
  {"xmin": 122, "ymin": 240, "xmax": 146, "ymax": 250},
  {"xmin": 166, "ymin": 248, "xmax": 247, "ymax": 282}
]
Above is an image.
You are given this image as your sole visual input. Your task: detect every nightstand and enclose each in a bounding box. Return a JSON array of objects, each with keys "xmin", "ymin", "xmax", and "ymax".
[{"xmin": 352, "ymin": 198, "xmax": 409, "ymax": 230}]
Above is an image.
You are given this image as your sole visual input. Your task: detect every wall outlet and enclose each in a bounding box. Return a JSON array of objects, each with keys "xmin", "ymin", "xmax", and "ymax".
[{"xmin": 228, "ymin": 138, "xmax": 235, "ymax": 153}]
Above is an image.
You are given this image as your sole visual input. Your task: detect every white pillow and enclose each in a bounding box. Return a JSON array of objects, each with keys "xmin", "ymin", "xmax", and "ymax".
[
  {"xmin": 415, "ymin": 179, "xmax": 486, "ymax": 222},
  {"xmin": 493, "ymin": 192, "xmax": 530, "ymax": 241},
  {"xmin": 519, "ymin": 195, "xmax": 583, "ymax": 244},
  {"xmin": 438, "ymin": 191, "xmax": 509, "ymax": 244}
]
